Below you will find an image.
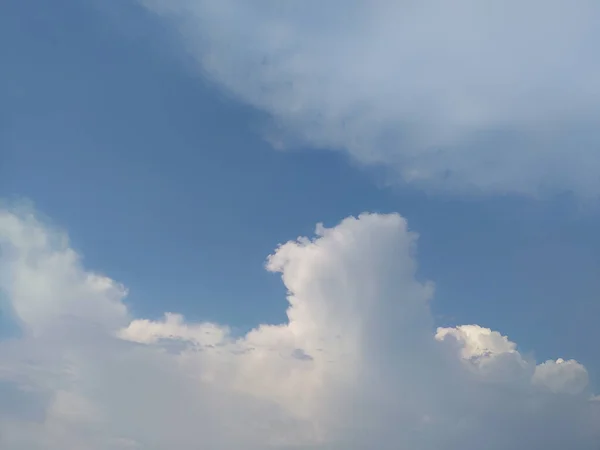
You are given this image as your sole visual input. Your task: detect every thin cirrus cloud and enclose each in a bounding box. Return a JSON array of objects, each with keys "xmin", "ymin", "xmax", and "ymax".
[
  {"xmin": 0, "ymin": 204, "xmax": 598, "ymax": 449},
  {"xmin": 136, "ymin": 0, "xmax": 600, "ymax": 196}
]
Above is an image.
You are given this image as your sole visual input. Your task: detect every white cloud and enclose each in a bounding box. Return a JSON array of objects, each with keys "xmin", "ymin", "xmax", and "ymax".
[
  {"xmin": 533, "ymin": 358, "xmax": 590, "ymax": 395},
  {"xmin": 0, "ymin": 205, "xmax": 598, "ymax": 448},
  {"xmin": 435, "ymin": 325, "xmax": 533, "ymax": 384},
  {"xmin": 136, "ymin": 0, "xmax": 600, "ymax": 196},
  {"xmin": 0, "ymin": 207, "xmax": 128, "ymax": 335}
]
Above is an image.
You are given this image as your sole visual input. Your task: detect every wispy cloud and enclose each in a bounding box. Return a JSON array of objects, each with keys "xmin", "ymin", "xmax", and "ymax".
[
  {"xmin": 138, "ymin": 0, "xmax": 600, "ymax": 196},
  {"xmin": 0, "ymin": 204, "xmax": 598, "ymax": 448}
]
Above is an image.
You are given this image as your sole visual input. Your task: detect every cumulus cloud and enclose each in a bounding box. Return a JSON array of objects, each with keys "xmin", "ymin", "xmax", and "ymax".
[
  {"xmin": 135, "ymin": 0, "xmax": 600, "ymax": 196},
  {"xmin": 0, "ymin": 205, "xmax": 598, "ymax": 449},
  {"xmin": 533, "ymin": 358, "xmax": 590, "ymax": 395}
]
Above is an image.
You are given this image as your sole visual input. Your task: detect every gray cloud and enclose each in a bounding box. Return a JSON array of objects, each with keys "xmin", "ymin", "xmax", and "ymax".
[{"xmin": 138, "ymin": 0, "xmax": 600, "ymax": 196}]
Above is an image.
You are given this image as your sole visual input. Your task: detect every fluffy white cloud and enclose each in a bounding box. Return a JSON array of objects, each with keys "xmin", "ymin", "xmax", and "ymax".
[
  {"xmin": 135, "ymin": 0, "xmax": 600, "ymax": 196},
  {"xmin": 533, "ymin": 358, "xmax": 590, "ymax": 395},
  {"xmin": 0, "ymin": 205, "xmax": 598, "ymax": 449}
]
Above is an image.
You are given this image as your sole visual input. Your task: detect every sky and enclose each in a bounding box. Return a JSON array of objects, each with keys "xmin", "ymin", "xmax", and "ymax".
[{"xmin": 1, "ymin": 0, "xmax": 600, "ymax": 448}]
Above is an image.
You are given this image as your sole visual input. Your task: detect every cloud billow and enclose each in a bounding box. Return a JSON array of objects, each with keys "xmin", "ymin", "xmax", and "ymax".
[
  {"xmin": 138, "ymin": 0, "xmax": 600, "ymax": 197},
  {"xmin": 0, "ymin": 205, "xmax": 598, "ymax": 448}
]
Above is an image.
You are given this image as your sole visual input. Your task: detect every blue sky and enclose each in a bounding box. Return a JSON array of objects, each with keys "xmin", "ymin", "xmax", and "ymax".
[{"xmin": 1, "ymin": 1, "xmax": 600, "ymax": 448}]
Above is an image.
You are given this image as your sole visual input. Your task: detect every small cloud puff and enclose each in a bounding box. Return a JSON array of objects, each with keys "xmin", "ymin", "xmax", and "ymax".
[
  {"xmin": 533, "ymin": 358, "xmax": 590, "ymax": 395},
  {"xmin": 0, "ymin": 205, "xmax": 598, "ymax": 449}
]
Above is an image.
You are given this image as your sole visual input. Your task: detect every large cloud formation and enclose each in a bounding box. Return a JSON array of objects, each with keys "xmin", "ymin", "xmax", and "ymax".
[
  {"xmin": 136, "ymin": 0, "xmax": 600, "ymax": 196},
  {"xmin": 0, "ymin": 205, "xmax": 598, "ymax": 449}
]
